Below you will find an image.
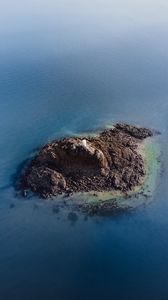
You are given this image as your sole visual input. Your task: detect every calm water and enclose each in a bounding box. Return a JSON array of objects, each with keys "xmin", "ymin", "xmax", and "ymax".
[{"xmin": 0, "ymin": 1, "xmax": 168, "ymax": 299}]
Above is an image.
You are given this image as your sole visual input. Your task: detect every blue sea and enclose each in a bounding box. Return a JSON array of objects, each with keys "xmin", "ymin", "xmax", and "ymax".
[{"xmin": 0, "ymin": 1, "xmax": 168, "ymax": 299}]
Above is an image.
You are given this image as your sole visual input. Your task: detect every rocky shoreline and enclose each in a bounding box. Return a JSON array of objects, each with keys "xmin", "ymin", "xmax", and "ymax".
[{"xmin": 19, "ymin": 123, "xmax": 157, "ymax": 201}]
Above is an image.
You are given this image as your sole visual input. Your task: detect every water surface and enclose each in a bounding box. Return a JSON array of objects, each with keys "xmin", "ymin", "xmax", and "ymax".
[{"xmin": 0, "ymin": 1, "xmax": 168, "ymax": 299}]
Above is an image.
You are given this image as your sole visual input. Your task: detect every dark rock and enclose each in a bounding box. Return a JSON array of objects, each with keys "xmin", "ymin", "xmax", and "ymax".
[
  {"xmin": 115, "ymin": 123, "xmax": 153, "ymax": 139},
  {"xmin": 18, "ymin": 123, "xmax": 157, "ymax": 199},
  {"xmin": 23, "ymin": 166, "xmax": 66, "ymax": 198}
]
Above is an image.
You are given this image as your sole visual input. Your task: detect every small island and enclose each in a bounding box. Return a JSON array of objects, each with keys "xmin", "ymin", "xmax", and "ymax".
[{"xmin": 19, "ymin": 123, "xmax": 159, "ymax": 213}]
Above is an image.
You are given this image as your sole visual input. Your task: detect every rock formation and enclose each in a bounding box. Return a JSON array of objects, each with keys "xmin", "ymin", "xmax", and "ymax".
[{"xmin": 19, "ymin": 123, "xmax": 155, "ymax": 198}]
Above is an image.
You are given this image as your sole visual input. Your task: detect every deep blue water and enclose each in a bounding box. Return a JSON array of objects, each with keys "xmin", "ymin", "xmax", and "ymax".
[{"xmin": 0, "ymin": 1, "xmax": 168, "ymax": 299}]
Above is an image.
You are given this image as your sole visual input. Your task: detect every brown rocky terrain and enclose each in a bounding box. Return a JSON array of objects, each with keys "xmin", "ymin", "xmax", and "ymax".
[{"xmin": 19, "ymin": 123, "xmax": 154, "ymax": 198}]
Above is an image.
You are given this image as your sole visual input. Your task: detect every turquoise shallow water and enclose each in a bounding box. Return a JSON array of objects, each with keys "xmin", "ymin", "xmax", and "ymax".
[{"xmin": 0, "ymin": 1, "xmax": 168, "ymax": 299}]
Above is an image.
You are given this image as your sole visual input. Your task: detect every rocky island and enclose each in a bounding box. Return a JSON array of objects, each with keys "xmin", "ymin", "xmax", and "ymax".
[{"xmin": 19, "ymin": 123, "xmax": 158, "ymax": 210}]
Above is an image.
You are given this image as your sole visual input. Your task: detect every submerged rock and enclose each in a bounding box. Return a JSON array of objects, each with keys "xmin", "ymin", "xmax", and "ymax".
[{"xmin": 19, "ymin": 123, "xmax": 156, "ymax": 198}]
